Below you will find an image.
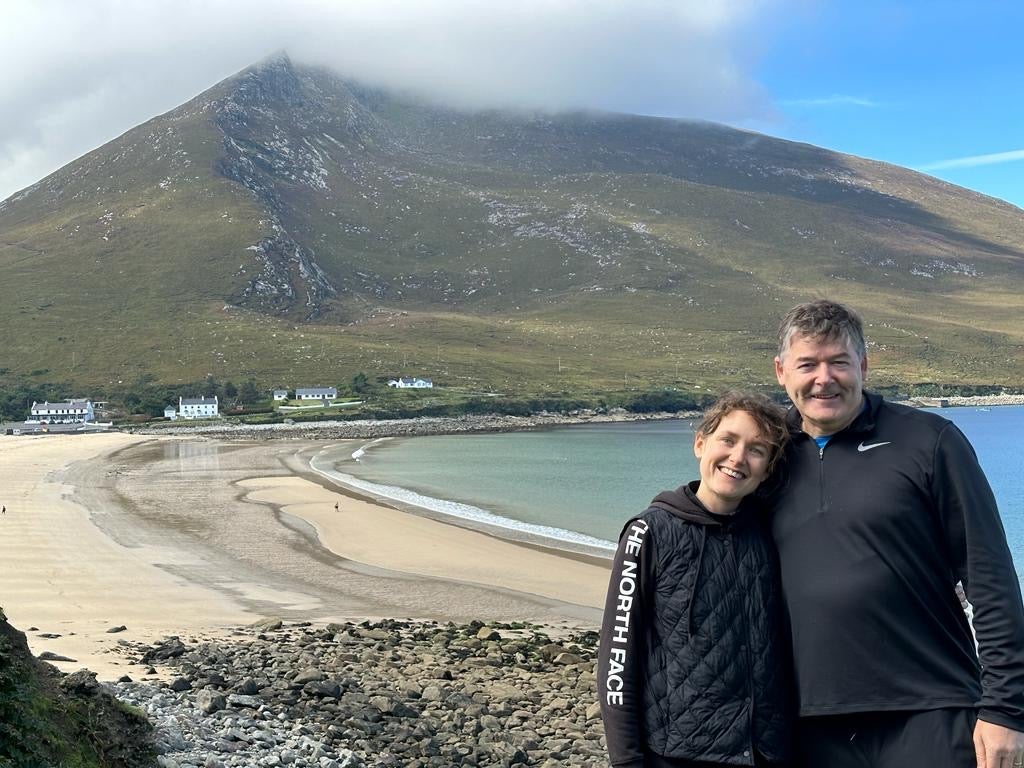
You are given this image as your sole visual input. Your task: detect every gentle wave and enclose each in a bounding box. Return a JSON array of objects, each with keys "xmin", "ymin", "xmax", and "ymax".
[{"xmin": 309, "ymin": 446, "xmax": 616, "ymax": 553}]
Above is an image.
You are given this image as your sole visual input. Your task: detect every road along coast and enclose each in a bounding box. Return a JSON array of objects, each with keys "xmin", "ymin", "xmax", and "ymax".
[{"xmin": 0, "ymin": 433, "xmax": 608, "ymax": 682}]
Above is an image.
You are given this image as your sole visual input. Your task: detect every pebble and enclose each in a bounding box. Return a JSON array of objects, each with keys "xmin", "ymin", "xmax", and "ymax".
[{"xmin": 109, "ymin": 619, "xmax": 606, "ymax": 767}]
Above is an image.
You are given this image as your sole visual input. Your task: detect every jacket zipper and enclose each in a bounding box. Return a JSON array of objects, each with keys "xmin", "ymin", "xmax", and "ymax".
[{"xmin": 817, "ymin": 441, "xmax": 827, "ymax": 514}]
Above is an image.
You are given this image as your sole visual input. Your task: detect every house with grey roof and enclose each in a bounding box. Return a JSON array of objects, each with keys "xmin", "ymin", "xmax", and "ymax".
[
  {"xmin": 295, "ymin": 387, "xmax": 337, "ymax": 400},
  {"xmin": 179, "ymin": 396, "xmax": 219, "ymax": 420},
  {"xmin": 28, "ymin": 399, "xmax": 95, "ymax": 424}
]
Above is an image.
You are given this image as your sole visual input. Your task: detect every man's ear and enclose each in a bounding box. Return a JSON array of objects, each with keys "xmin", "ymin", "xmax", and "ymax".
[
  {"xmin": 774, "ymin": 355, "xmax": 785, "ymax": 385},
  {"xmin": 860, "ymin": 354, "xmax": 868, "ymax": 380},
  {"xmin": 693, "ymin": 432, "xmax": 705, "ymax": 459}
]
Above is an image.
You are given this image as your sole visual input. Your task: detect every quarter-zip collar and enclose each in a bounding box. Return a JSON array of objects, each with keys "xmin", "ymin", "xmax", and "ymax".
[{"xmin": 785, "ymin": 390, "xmax": 882, "ymax": 442}]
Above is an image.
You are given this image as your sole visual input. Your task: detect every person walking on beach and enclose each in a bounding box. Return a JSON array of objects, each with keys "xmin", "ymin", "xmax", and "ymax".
[
  {"xmin": 768, "ymin": 299, "xmax": 1024, "ymax": 768},
  {"xmin": 598, "ymin": 391, "xmax": 792, "ymax": 767},
  {"xmin": 334, "ymin": 502, "xmax": 339, "ymax": 512}
]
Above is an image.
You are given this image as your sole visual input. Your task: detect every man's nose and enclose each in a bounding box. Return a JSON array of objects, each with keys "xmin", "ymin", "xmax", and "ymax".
[{"xmin": 813, "ymin": 363, "xmax": 836, "ymax": 383}]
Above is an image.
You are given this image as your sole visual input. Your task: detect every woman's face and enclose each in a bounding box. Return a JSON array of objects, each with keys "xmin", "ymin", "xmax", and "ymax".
[{"xmin": 693, "ymin": 409, "xmax": 772, "ymax": 514}]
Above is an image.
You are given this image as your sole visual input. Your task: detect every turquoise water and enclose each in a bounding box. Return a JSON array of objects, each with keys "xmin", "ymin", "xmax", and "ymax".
[{"xmin": 317, "ymin": 406, "xmax": 1024, "ymax": 571}]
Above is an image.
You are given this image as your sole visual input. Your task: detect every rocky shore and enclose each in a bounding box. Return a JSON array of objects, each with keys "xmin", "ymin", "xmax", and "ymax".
[
  {"xmin": 132, "ymin": 410, "xmax": 695, "ymax": 441},
  {"xmin": 114, "ymin": 619, "xmax": 604, "ymax": 768}
]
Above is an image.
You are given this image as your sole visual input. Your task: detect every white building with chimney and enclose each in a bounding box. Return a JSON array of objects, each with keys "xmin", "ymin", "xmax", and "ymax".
[
  {"xmin": 28, "ymin": 399, "xmax": 95, "ymax": 424},
  {"xmin": 179, "ymin": 396, "xmax": 219, "ymax": 420}
]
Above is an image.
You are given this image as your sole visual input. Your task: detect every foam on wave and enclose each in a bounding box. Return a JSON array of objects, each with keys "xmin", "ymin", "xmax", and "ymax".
[{"xmin": 310, "ymin": 445, "xmax": 615, "ymax": 553}]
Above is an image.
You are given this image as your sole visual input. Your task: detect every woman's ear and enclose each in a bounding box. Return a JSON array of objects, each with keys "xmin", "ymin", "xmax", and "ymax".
[{"xmin": 693, "ymin": 431, "xmax": 705, "ymax": 459}]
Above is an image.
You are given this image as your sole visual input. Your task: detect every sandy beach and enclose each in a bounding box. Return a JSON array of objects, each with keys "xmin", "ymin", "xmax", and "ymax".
[{"xmin": 0, "ymin": 433, "xmax": 609, "ymax": 680}]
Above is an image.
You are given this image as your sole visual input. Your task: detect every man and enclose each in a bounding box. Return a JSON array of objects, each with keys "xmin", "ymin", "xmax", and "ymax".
[{"xmin": 769, "ymin": 299, "xmax": 1024, "ymax": 768}]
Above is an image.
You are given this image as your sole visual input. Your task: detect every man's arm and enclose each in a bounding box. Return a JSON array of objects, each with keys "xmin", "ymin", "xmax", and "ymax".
[
  {"xmin": 597, "ymin": 516, "xmax": 653, "ymax": 768},
  {"xmin": 934, "ymin": 423, "xmax": 1024, "ymax": 737}
]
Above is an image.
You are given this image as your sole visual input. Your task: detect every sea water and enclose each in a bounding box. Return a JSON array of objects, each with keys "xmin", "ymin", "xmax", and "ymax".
[{"xmin": 312, "ymin": 406, "xmax": 1024, "ymax": 573}]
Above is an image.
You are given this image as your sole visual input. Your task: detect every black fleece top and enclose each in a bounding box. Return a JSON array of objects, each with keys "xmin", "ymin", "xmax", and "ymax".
[{"xmin": 768, "ymin": 392, "xmax": 1024, "ymax": 729}]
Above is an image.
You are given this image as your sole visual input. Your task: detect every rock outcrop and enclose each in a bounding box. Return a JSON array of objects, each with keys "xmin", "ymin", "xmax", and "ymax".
[{"xmin": 0, "ymin": 608, "xmax": 155, "ymax": 767}]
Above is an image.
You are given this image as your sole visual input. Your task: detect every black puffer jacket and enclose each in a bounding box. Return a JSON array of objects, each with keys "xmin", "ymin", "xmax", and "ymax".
[{"xmin": 597, "ymin": 483, "xmax": 792, "ymax": 767}]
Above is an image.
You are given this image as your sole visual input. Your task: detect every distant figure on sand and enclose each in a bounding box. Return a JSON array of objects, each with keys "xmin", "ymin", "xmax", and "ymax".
[
  {"xmin": 334, "ymin": 502, "xmax": 339, "ymax": 512},
  {"xmin": 597, "ymin": 391, "xmax": 792, "ymax": 767}
]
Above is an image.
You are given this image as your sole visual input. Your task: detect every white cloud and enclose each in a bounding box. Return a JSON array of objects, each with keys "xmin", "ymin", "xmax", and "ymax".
[
  {"xmin": 780, "ymin": 95, "xmax": 880, "ymax": 108},
  {"xmin": 918, "ymin": 148, "xmax": 1024, "ymax": 171},
  {"xmin": 0, "ymin": 0, "xmax": 785, "ymax": 200}
]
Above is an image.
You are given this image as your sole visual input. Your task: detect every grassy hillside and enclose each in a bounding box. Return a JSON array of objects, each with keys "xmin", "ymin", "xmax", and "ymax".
[{"xmin": 1, "ymin": 54, "xmax": 1021, "ymax": 398}]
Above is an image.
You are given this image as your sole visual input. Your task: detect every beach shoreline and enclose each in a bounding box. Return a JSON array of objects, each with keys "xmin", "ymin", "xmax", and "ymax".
[{"xmin": 0, "ymin": 433, "xmax": 608, "ymax": 681}]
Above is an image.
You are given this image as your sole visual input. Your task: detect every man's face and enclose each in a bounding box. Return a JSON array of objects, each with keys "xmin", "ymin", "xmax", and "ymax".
[{"xmin": 774, "ymin": 333, "xmax": 867, "ymax": 437}]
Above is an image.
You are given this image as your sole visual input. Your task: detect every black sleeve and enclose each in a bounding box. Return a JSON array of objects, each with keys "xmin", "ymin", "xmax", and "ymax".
[
  {"xmin": 597, "ymin": 516, "xmax": 655, "ymax": 768},
  {"xmin": 934, "ymin": 423, "xmax": 1024, "ymax": 731}
]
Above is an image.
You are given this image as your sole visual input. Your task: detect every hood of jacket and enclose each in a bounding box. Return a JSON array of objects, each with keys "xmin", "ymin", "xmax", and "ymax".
[{"xmin": 649, "ymin": 480, "xmax": 748, "ymax": 526}]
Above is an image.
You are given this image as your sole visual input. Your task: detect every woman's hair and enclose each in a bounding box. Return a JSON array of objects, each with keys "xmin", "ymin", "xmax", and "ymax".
[{"xmin": 696, "ymin": 391, "xmax": 789, "ymax": 471}]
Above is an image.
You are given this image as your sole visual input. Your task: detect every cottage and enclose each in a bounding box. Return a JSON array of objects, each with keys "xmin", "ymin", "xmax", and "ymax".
[
  {"xmin": 273, "ymin": 389, "xmax": 289, "ymax": 401},
  {"xmin": 28, "ymin": 399, "xmax": 95, "ymax": 424},
  {"xmin": 295, "ymin": 387, "xmax": 337, "ymax": 401},
  {"xmin": 164, "ymin": 405, "xmax": 178, "ymax": 421},
  {"xmin": 387, "ymin": 377, "xmax": 433, "ymax": 389},
  {"xmin": 179, "ymin": 396, "xmax": 219, "ymax": 420}
]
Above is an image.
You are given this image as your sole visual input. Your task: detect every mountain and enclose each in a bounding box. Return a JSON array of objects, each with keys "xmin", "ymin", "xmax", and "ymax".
[{"xmin": 1, "ymin": 53, "xmax": 1022, "ymax": 396}]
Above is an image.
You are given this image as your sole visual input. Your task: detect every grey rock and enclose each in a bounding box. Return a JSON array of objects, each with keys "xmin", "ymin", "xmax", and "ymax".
[
  {"xmin": 293, "ymin": 667, "xmax": 325, "ymax": 684},
  {"xmin": 196, "ymin": 689, "xmax": 227, "ymax": 714},
  {"xmin": 60, "ymin": 669, "xmax": 100, "ymax": 695},
  {"xmin": 39, "ymin": 651, "xmax": 77, "ymax": 662},
  {"xmin": 169, "ymin": 677, "xmax": 193, "ymax": 692},
  {"xmin": 553, "ymin": 652, "xmax": 584, "ymax": 665}
]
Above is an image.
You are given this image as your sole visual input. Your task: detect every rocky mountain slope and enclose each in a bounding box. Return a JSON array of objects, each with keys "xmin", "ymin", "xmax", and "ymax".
[{"xmin": 1, "ymin": 53, "xmax": 1021, "ymax": 393}]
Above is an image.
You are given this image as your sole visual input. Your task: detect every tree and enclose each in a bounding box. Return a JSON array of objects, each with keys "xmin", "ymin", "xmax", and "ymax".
[
  {"xmin": 202, "ymin": 374, "xmax": 218, "ymax": 398},
  {"xmin": 352, "ymin": 371, "xmax": 369, "ymax": 393},
  {"xmin": 239, "ymin": 378, "xmax": 260, "ymax": 404},
  {"xmin": 223, "ymin": 381, "xmax": 238, "ymax": 402}
]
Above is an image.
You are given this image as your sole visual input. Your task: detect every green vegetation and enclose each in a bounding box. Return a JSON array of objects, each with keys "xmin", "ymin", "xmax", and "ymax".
[
  {"xmin": 1, "ymin": 55, "xmax": 1022, "ymax": 398},
  {"xmin": 0, "ymin": 612, "xmax": 154, "ymax": 767}
]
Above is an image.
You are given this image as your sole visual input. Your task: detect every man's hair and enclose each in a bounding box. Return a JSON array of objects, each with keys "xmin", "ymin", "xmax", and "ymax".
[
  {"xmin": 777, "ymin": 299, "xmax": 866, "ymax": 360},
  {"xmin": 696, "ymin": 391, "xmax": 789, "ymax": 471}
]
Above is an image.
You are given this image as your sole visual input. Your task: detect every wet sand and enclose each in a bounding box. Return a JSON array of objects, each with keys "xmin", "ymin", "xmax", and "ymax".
[{"xmin": 0, "ymin": 433, "xmax": 608, "ymax": 680}]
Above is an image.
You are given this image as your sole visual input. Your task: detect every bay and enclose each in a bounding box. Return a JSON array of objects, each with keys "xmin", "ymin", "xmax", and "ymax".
[{"xmin": 319, "ymin": 405, "xmax": 1024, "ymax": 576}]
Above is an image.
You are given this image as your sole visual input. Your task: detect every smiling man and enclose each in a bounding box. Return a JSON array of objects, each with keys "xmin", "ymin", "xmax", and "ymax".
[{"xmin": 769, "ymin": 299, "xmax": 1024, "ymax": 768}]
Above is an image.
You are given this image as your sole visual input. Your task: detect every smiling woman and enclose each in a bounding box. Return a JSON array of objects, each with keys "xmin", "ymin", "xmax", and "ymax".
[{"xmin": 597, "ymin": 390, "xmax": 792, "ymax": 768}]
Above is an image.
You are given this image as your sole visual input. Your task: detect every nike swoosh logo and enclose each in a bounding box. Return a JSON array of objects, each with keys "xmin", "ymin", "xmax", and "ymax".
[{"xmin": 858, "ymin": 441, "xmax": 891, "ymax": 452}]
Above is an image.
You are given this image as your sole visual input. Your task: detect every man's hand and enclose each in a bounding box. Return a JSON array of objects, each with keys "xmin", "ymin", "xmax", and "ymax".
[{"xmin": 974, "ymin": 719, "xmax": 1024, "ymax": 768}]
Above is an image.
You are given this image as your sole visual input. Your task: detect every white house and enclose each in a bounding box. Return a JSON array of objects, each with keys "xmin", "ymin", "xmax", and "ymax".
[
  {"xmin": 28, "ymin": 399, "xmax": 95, "ymax": 424},
  {"xmin": 164, "ymin": 405, "xmax": 178, "ymax": 421},
  {"xmin": 273, "ymin": 389, "xmax": 289, "ymax": 401},
  {"xmin": 295, "ymin": 387, "xmax": 337, "ymax": 400},
  {"xmin": 179, "ymin": 396, "xmax": 219, "ymax": 420},
  {"xmin": 387, "ymin": 377, "xmax": 433, "ymax": 389}
]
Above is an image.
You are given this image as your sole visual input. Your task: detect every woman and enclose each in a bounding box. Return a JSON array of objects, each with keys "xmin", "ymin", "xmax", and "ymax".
[{"xmin": 597, "ymin": 391, "xmax": 792, "ymax": 767}]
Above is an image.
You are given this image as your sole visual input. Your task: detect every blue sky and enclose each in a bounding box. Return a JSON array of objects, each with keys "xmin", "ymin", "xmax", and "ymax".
[
  {"xmin": 2, "ymin": 1, "xmax": 1022, "ymax": 208},
  {"xmin": 749, "ymin": 1, "xmax": 1024, "ymax": 207}
]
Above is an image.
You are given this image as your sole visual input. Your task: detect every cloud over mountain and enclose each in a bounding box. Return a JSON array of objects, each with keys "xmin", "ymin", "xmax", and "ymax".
[{"xmin": 2, "ymin": 0, "xmax": 782, "ymax": 200}]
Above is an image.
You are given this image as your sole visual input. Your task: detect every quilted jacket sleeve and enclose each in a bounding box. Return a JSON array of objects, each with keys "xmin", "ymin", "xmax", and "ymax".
[{"xmin": 597, "ymin": 516, "xmax": 654, "ymax": 768}]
